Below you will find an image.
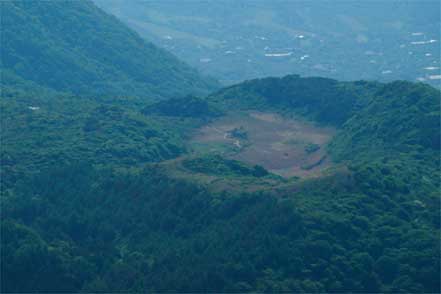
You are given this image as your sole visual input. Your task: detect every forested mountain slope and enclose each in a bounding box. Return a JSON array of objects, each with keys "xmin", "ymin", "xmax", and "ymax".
[
  {"xmin": 0, "ymin": 0, "xmax": 218, "ymax": 99},
  {"xmin": 1, "ymin": 2, "xmax": 440, "ymax": 292},
  {"xmin": 209, "ymin": 75, "xmax": 382, "ymax": 125},
  {"xmin": 2, "ymin": 71, "xmax": 440, "ymax": 292},
  {"xmin": 0, "ymin": 73, "xmax": 205, "ymax": 191},
  {"xmin": 331, "ymin": 81, "xmax": 440, "ymax": 158}
]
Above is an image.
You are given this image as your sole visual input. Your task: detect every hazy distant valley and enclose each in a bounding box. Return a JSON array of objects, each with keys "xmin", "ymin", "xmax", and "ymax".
[{"xmin": 94, "ymin": 0, "xmax": 440, "ymax": 86}]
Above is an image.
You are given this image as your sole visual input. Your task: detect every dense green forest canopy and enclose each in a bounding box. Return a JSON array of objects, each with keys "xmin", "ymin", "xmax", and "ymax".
[
  {"xmin": 142, "ymin": 95, "xmax": 222, "ymax": 119},
  {"xmin": 209, "ymin": 75, "xmax": 382, "ymax": 125},
  {"xmin": 1, "ymin": 1, "xmax": 440, "ymax": 293},
  {"xmin": 2, "ymin": 72, "xmax": 440, "ymax": 292},
  {"xmin": 1, "ymin": 0, "xmax": 218, "ymax": 99}
]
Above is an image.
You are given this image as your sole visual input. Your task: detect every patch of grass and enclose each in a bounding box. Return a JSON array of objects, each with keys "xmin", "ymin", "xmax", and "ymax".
[
  {"xmin": 182, "ymin": 154, "xmax": 270, "ymax": 178},
  {"xmin": 283, "ymin": 138, "xmax": 306, "ymax": 146}
]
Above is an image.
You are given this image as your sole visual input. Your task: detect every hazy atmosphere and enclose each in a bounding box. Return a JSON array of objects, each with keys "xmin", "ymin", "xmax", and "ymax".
[
  {"xmin": 1, "ymin": 1, "xmax": 440, "ymax": 293},
  {"xmin": 94, "ymin": 0, "xmax": 440, "ymax": 85}
]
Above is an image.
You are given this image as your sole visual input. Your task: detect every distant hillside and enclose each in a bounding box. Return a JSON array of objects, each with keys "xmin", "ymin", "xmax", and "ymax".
[{"xmin": 1, "ymin": 0, "xmax": 218, "ymax": 99}]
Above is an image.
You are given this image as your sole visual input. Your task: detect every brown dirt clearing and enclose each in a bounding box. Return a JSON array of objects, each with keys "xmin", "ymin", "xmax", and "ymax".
[{"xmin": 188, "ymin": 111, "xmax": 337, "ymax": 178}]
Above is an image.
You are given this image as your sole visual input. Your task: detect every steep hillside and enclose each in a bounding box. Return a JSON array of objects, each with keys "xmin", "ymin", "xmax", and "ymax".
[
  {"xmin": 0, "ymin": 0, "xmax": 218, "ymax": 99},
  {"xmin": 331, "ymin": 81, "xmax": 440, "ymax": 159}
]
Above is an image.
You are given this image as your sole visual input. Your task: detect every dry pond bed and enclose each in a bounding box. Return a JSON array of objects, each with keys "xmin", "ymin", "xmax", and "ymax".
[{"xmin": 188, "ymin": 111, "xmax": 336, "ymax": 178}]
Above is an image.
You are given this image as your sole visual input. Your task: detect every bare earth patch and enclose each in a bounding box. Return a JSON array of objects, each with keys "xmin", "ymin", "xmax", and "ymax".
[{"xmin": 189, "ymin": 111, "xmax": 337, "ymax": 178}]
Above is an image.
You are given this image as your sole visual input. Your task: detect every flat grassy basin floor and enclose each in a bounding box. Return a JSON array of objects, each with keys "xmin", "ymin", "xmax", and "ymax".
[{"xmin": 188, "ymin": 111, "xmax": 337, "ymax": 178}]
